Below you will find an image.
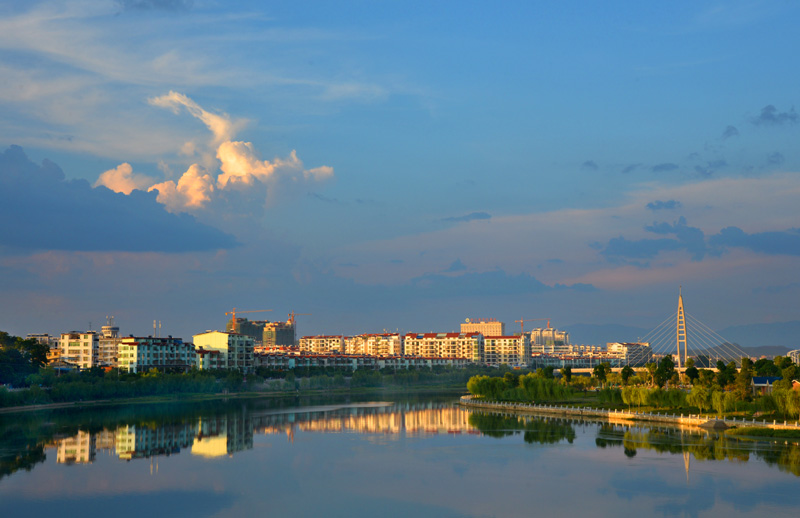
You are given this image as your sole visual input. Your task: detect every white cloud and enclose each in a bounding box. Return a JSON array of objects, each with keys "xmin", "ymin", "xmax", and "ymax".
[
  {"xmin": 94, "ymin": 162, "xmax": 156, "ymax": 194},
  {"xmin": 148, "ymin": 90, "xmax": 245, "ymax": 145},
  {"xmin": 92, "ymin": 91, "xmax": 336, "ymax": 213}
]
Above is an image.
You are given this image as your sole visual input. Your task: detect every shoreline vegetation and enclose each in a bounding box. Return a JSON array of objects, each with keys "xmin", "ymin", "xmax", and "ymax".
[
  {"xmin": 0, "ymin": 363, "xmax": 494, "ymax": 415},
  {"xmin": 464, "ymin": 362, "xmax": 800, "ymax": 438}
]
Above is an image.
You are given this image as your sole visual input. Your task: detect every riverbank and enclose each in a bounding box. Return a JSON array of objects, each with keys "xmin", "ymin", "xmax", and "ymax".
[
  {"xmin": 0, "ymin": 385, "xmax": 465, "ymax": 416},
  {"xmin": 459, "ymin": 395, "xmax": 800, "ymax": 431}
]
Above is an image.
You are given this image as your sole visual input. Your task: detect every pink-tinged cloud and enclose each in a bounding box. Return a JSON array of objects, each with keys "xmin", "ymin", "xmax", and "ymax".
[
  {"xmin": 94, "ymin": 162, "xmax": 156, "ymax": 194},
  {"xmin": 101, "ymin": 91, "xmax": 336, "ymax": 212}
]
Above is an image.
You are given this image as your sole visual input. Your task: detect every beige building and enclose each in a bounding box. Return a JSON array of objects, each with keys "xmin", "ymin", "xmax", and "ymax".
[
  {"xmin": 403, "ymin": 332, "xmax": 484, "ymax": 363},
  {"xmin": 59, "ymin": 332, "xmax": 99, "ymax": 370},
  {"xmin": 193, "ymin": 331, "xmax": 255, "ymax": 373},
  {"xmin": 460, "ymin": 318, "xmax": 505, "ymax": 336},
  {"xmin": 344, "ymin": 333, "xmax": 403, "ymax": 356},
  {"xmin": 299, "ymin": 335, "xmax": 345, "ymax": 354},
  {"xmin": 117, "ymin": 336, "xmax": 195, "ymax": 374},
  {"xmin": 484, "ymin": 335, "xmax": 531, "ymax": 367}
]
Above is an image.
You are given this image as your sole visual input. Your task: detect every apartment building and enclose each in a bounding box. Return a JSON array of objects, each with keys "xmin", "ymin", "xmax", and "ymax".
[
  {"xmin": 299, "ymin": 335, "xmax": 345, "ymax": 354},
  {"xmin": 484, "ymin": 335, "xmax": 531, "ymax": 367},
  {"xmin": 59, "ymin": 332, "xmax": 99, "ymax": 370},
  {"xmin": 193, "ymin": 331, "xmax": 255, "ymax": 374},
  {"xmin": 403, "ymin": 332, "xmax": 483, "ymax": 363},
  {"xmin": 117, "ymin": 336, "xmax": 195, "ymax": 374},
  {"xmin": 344, "ymin": 333, "xmax": 403, "ymax": 356}
]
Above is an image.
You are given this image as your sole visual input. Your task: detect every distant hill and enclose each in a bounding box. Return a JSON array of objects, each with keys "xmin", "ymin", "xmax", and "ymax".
[{"xmin": 716, "ymin": 321, "xmax": 800, "ymax": 349}]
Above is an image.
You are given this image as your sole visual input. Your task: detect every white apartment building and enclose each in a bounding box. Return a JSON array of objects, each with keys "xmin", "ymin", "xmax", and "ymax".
[
  {"xmin": 344, "ymin": 333, "xmax": 403, "ymax": 356},
  {"xmin": 59, "ymin": 332, "xmax": 99, "ymax": 370},
  {"xmin": 117, "ymin": 336, "xmax": 195, "ymax": 374},
  {"xmin": 606, "ymin": 342, "xmax": 652, "ymax": 366},
  {"xmin": 484, "ymin": 335, "xmax": 531, "ymax": 367},
  {"xmin": 403, "ymin": 332, "xmax": 483, "ymax": 363},
  {"xmin": 299, "ymin": 335, "xmax": 345, "ymax": 355},
  {"xmin": 193, "ymin": 331, "xmax": 255, "ymax": 374},
  {"xmin": 530, "ymin": 328, "xmax": 571, "ymax": 354}
]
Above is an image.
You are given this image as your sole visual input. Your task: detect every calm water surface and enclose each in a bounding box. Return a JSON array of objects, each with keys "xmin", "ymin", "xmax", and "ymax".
[{"xmin": 1, "ymin": 394, "xmax": 799, "ymax": 517}]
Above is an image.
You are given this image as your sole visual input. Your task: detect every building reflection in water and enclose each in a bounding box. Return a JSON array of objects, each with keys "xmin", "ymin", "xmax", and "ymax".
[
  {"xmin": 48, "ymin": 403, "xmax": 479, "ymax": 465},
  {"xmin": 34, "ymin": 403, "xmax": 800, "ymax": 479}
]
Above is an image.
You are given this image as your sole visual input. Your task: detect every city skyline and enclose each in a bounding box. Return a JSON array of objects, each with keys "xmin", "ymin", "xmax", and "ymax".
[{"xmin": 2, "ymin": 1, "xmax": 800, "ymax": 340}]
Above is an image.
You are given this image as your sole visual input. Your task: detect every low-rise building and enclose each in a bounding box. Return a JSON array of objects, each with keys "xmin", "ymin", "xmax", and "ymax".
[{"xmin": 193, "ymin": 331, "xmax": 255, "ymax": 374}]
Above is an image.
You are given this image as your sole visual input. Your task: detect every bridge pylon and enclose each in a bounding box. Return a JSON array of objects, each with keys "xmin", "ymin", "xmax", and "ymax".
[{"xmin": 676, "ymin": 286, "xmax": 688, "ymax": 369}]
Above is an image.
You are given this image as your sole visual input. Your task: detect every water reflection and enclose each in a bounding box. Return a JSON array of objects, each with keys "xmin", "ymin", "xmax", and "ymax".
[
  {"xmin": 2, "ymin": 397, "xmax": 800, "ymax": 483},
  {"xmin": 467, "ymin": 412, "xmax": 576, "ymax": 444},
  {"xmin": 596, "ymin": 423, "xmax": 800, "ymax": 477}
]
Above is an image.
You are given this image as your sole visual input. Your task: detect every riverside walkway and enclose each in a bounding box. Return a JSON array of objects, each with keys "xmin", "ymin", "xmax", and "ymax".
[{"xmin": 459, "ymin": 395, "xmax": 800, "ymax": 430}]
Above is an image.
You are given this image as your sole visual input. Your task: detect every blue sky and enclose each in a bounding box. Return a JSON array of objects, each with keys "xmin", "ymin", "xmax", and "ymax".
[{"xmin": 1, "ymin": 0, "xmax": 799, "ymax": 341}]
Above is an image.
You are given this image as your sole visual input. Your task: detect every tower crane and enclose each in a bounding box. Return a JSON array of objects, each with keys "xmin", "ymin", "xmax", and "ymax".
[
  {"xmin": 287, "ymin": 311, "xmax": 311, "ymax": 325},
  {"xmin": 514, "ymin": 317, "xmax": 550, "ymax": 336},
  {"xmin": 225, "ymin": 308, "xmax": 272, "ymax": 325}
]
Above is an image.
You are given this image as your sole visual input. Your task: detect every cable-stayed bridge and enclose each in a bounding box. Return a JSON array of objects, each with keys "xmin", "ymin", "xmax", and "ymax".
[
  {"xmin": 567, "ymin": 287, "xmax": 750, "ymax": 373},
  {"xmin": 625, "ymin": 287, "xmax": 749, "ymax": 369}
]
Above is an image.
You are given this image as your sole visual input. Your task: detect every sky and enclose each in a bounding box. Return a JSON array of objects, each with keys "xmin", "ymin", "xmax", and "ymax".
[{"xmin": 1, "ymin": 0, "xmax": 799, "ymax": 342}]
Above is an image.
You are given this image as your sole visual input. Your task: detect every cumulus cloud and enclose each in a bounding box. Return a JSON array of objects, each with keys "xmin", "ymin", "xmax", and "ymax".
[
  {"xmin": 149, "ymin": 164, "xmax": 215, "ymax": 210},
  {"xmin": 722, "ymin": 125, "xmax": 739, "ymax": 139},
  {"xmin": 651, "ymin": 163, "xmax": 679, "ymax": 173},
  {"xmin": 94, "ymin": 162, "xmax": 156, "ymax": 194},
  {"xmin": 0, "ymin": 145, "xmax": 236, "ymax": 252},
  {"xmin": 621, "ymin": 164, "xmax": 640, "ymax": 174},
  {"xmin": 441, "ymin": 212, "xmax": 491, "ymax": 223},
  {"xmin": 581, "ymin": 160, "xmax": 598, "ymax": 171},
  {"xmin": 750, "ymin": 105, "xmax": 798, "ymax": 126},
  {"xmin": 102, "ymin": 91, "xmax": 336, "ymax": 213},
  {"xmin": 646, "ymin": 200, "xmax": 682, "ymax": 211}
]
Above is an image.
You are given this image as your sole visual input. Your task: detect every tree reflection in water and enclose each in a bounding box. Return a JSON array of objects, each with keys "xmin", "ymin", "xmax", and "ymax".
[
  {"xmin": 596, "ymin": 424, "xmax": 800, "ymax": 476},
  {"xmin": 467, "ymin": 412, "xmax": 576, "ymax": 444}
]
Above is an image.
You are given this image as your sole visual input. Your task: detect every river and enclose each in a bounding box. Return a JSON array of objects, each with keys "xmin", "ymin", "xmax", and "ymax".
[{"xmin": 1, "ymin": 393, "xmax": 798, "ymax": 517}]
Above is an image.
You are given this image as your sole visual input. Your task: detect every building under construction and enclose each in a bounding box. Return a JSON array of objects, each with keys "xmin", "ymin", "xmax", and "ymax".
[{"xmin": 226, "ymin": 318, "xmax": 296, "ymax": 347}]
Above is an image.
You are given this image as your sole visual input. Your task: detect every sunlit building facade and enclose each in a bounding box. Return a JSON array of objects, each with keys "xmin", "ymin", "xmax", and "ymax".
[
  {"xmin": 484, "ymin": 335, "xmax": 531, "ymax": 367},
  {"xmin": 403, "ymin": 332, "xmax": 483, "ymax": 363},
  {"xmin": 59, "ymin": 331, "xmax": 99, "ymax": 370},
  {"xmin": 117, "ymin": 336, "xmax": 195, "ymax": 373},
  {"xmin": 193, "ymin": 331, "xmax": 255, "ymax": 374}
]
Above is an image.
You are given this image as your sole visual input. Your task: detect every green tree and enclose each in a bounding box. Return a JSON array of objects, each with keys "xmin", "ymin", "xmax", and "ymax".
[
  {"xmin": 687, "ymin": 385, "xmax": 710, "ymax": 412},
  {"xmin": 733, "ymin": 357, "xmax": 754, "ymax": 401},
  {"xmin": 684, "ymin": 366, "xmax": 699, "ymax": 384},
  {"xmin": 593, "ymin": 363, "xmax": 609, "ymax": 385},
  {"xmin": 654, "ymin": 355, "xmax": 676, "ymax": 388},
  {"xmin": 620, "ymin": 365, "xmax": 634, "ymax": 385},
  {"xmin": 559, "ymin": 366, "xmax": 572, "ymax": 384},
  {"xmin": 644, "ymin": 362, "xmax": 657, "ymax": 386}
]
